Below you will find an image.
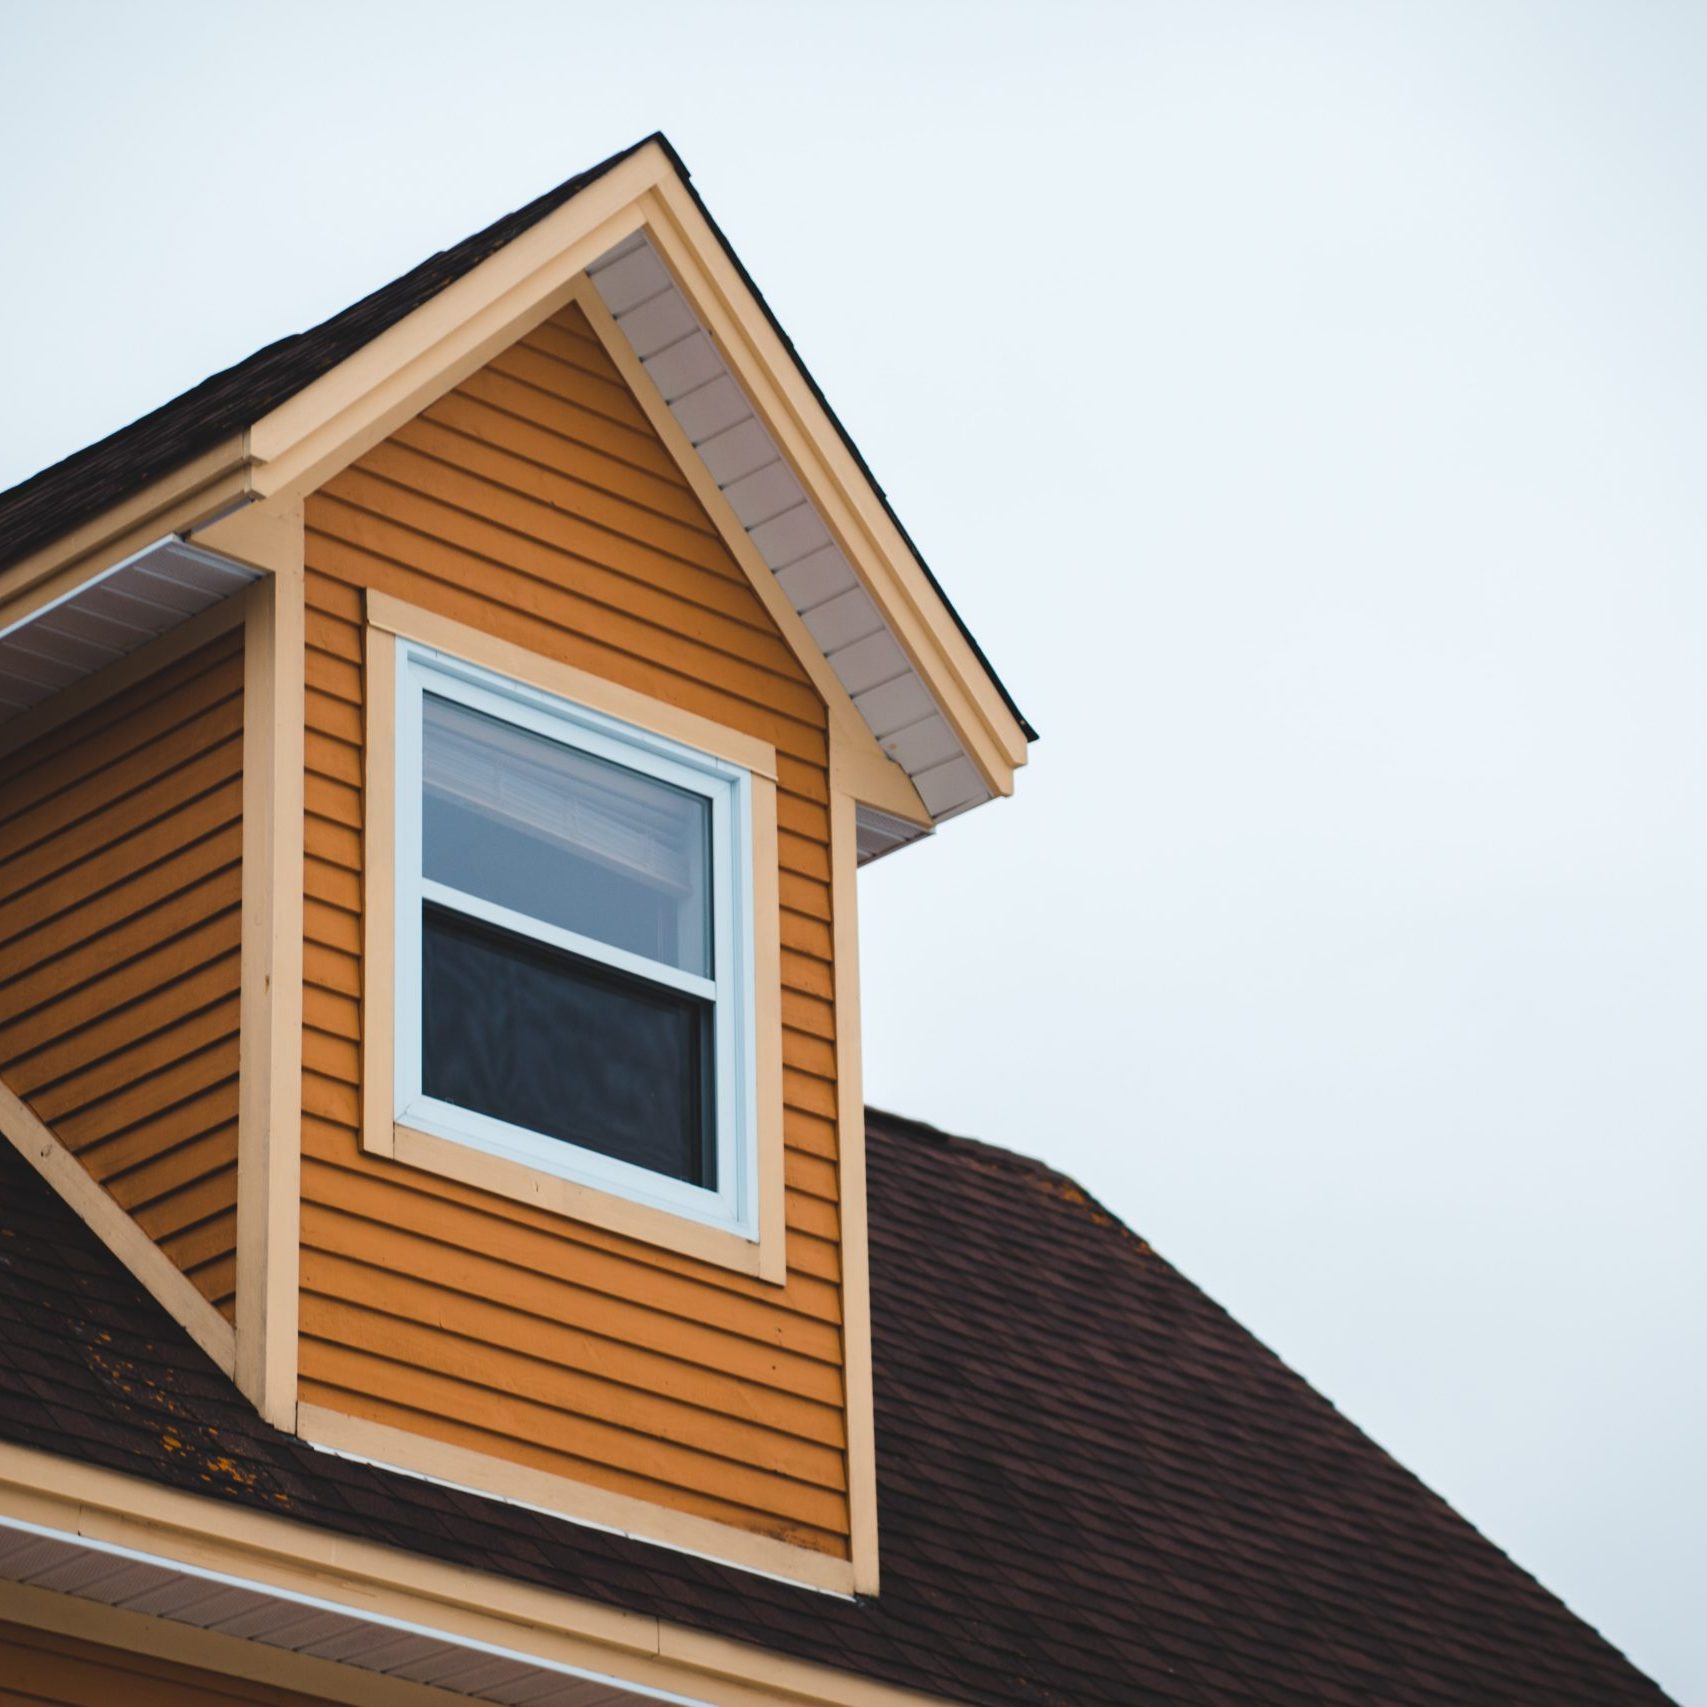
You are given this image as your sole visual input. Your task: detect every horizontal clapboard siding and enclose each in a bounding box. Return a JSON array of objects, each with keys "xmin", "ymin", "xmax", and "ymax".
[
  {"xmin": 0, "ymin": 1619, "xmax": 332, "ymax": 1707},
  {"xmin": 300, "ymin": 298, "xmax": 851, "ymax": 1556},
  {"xmin": 0, "ymin": 631, "xmax": 244, "ymax": 1320}
]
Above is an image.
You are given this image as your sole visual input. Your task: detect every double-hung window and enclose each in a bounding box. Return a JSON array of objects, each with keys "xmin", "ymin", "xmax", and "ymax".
[{"xmin": 393, "ymin": 640, "xmax": 758, "ymax": 1234}]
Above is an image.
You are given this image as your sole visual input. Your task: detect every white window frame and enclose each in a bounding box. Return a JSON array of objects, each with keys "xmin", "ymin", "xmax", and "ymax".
[{"xmin": 392, "ymin": 638, "xmax": 759, "ymax": 1236}]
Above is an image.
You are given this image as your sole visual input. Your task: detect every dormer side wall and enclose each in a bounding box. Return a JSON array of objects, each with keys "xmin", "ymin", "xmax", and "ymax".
[{"xmin": 0, "ymin": 624, "xmax": 246, "ymax": 1318}]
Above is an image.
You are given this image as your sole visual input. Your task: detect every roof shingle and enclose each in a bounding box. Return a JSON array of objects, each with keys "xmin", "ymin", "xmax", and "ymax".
[{"xmin": 0, "ymin": 1112, "xmax": 1671, "ymax": 1705}]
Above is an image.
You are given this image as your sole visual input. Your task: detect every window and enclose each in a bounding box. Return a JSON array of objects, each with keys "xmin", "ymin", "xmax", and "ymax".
[{"xmin": 393, "ymin": 640, "xmax": 758, "ymax": 1234}]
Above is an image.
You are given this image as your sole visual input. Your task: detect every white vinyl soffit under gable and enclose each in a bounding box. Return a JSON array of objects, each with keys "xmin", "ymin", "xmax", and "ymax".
[
  {"xmin": 0, "ymin": 539, "xmax": 259, "ymax": 719},
  {"xmin": 586, "ymin": 232, "xmax": 990, "ymax": 860}
]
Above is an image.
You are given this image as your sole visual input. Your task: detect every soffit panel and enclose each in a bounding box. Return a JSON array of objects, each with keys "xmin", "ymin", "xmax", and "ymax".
[
  {"xmin": 0, "ymin": 537, "xmax": 258, "ymax": 721},
  {"xmin": 0, "ymin": 1520, "xmax": 682, "ymax": 1707},
  {"xmin": 587, "ymin": 234, "xmax": 988, "ymax": 861}
]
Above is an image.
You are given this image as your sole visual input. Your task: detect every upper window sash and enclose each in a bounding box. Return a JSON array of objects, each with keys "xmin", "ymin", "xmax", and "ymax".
[{"xmin": 391, "ymin": 639, "xmax": 759, "ymax": 1235}]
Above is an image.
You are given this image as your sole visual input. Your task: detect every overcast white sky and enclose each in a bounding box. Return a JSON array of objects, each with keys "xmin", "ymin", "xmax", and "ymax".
[{"xmin": 4, "ymin": 2, "xmax": 1704, "ymax": 1698}]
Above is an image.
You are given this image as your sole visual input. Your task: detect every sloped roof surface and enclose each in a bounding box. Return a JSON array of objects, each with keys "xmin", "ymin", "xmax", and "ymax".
[
  {"xmin": 0, "ymin": 137, "xmax": 655, "ymax": 577},
  {"xmin": 0, "ymin": 1115, "xmax": 1670, "ymax": 1705},
  {"xmin": 0, "ymin": 135, "xmax": 1033, "ymax": 739}
]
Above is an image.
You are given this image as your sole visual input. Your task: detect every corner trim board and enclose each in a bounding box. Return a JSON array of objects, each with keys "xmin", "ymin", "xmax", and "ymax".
[
  {"xmin": 226, "ymin": 507, "xmax": 307, "ymax": 1431},
  {"xmin": 828, "ymin": 785, "xmax": 879, "ymax": 1597}
]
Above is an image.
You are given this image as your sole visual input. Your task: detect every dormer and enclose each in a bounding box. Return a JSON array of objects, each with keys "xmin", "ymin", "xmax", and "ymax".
[{"xmin": 0, "ymin": 136, "xmax": 1029, "ymax": 1598}]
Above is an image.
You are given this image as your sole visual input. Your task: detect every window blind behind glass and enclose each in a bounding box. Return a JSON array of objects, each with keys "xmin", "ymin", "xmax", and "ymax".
[{"xmin": 422, "ymin": 694, "xmax": 712, "ymax": 976}]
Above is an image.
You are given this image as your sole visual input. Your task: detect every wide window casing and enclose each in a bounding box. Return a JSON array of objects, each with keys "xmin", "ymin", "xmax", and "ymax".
[{"xmin": 393, "ymin": 640, "xmax": 760, "ymax": 1235}]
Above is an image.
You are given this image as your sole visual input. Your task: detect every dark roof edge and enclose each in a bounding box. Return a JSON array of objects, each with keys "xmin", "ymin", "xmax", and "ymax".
[
  {"xmin": 658, "ymin": 139, "xmax": 1037, "ymax": 743},
  {"xmin": 864, "ymin": 1104, "xmax": 1095, "ymax": 1197}
]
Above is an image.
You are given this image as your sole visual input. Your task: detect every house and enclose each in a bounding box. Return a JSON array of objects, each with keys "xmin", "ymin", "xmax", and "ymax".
[{"xmin": 0, "ymin": 134, "xmax": 1670, "ymax": 1705}]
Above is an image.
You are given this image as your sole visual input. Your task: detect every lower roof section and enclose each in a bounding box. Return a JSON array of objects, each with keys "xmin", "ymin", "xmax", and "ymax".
[{"xmin": 0, "ymin": 1120, "xmax": 1671, "ymax": 1705}]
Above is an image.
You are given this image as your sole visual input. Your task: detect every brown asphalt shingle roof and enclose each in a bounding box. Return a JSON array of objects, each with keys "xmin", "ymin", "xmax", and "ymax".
[
  {"xmin": 0, "ymin": 1113, "xmax": 1671, "ymax": 1705},
  {"xmin": 0, "ymin": 137, "xmax": 654, "ymax": 581}
]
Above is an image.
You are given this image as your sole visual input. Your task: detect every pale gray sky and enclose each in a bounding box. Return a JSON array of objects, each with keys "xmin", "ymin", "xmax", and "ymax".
[{"xmin": 3, "ymin": 2, "xmax": 1703, "ymax": 1698}]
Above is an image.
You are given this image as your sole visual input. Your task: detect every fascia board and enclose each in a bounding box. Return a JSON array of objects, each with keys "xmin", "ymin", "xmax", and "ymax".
[
  {"xmin": 635, "ymin": 180, "xmax": 1029, "ymax": 794},
  {"xmin": 566, "ymin": 276, "xmax": 929, "ymax": 829},
  {"xmin": 0, "ymin": 1443, "xmax": 957, "ymax": 1707},
  {"xmin": 0, "ymin": 142, "xmax": 1025, "ymax": 817}
]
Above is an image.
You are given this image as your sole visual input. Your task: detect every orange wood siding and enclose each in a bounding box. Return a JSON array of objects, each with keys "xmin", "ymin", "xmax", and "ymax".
[
  {"xmin": 0, "ymin": 1619, "xmax": 336, "ymax": 1707},
  {"xmin": 300, "ymin": 298, "xmax": 850, "ymax": 1556},
  {"xmin": 0, "ymin": 632, "xmax": 244, "ymax": 1318}
]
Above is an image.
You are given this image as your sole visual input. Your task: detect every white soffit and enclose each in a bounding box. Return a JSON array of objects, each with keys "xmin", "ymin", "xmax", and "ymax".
[
  {"xmin": 586, "ymin": 234, "xmax": 991, "ymax": 859},
  {"xmin": 0, "ymin": 536, "xmax": 258, "ymax": 722},
  {"xmin": 0, "ymin": 1518, "xmax": 698, "ymax": 1706}
]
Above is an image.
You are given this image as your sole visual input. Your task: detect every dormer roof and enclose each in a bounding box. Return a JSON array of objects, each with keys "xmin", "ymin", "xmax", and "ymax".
[{"xmin": 0, "ymin": 134, "xmax": 1030, "ymax": 855}]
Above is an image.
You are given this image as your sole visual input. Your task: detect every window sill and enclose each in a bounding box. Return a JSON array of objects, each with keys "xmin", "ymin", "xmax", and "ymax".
[{"xmin": 371, "ymin": 1120, "xmax": 788, "ymax": 1282}]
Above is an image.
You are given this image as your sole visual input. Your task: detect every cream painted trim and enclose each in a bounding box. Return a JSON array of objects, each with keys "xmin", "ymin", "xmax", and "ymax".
[
  {"xmin": 246, "ymin": 159, "xmax": 665, "ymax": 501},
  {"xmin": 0, "ymin": 439, "xmax": 251, "ymax": 627},
  {"xmin": 0, "ymin": 1082, "xmax": 236, "ymax": 1378},
  {"xmin": 362, "ymin": 623, "xmax": 398, "ymax": 1162},
  {"xmin": 0, "ymin": 1444, "xmax": 949, "ymax": 1706},
  {"xmin": 366, "ymin": 589, "xmax": 776, "ymax": 778},
  {"xmin": 217, "ymin": 503, "xmax": 307, "ymax": 1432},
  {"xmin": 0, "ymin": 1579, "xmax": 475, "ymax": 1707},
  {"xmin": 384, "ymin": 1123, "xmax": 783, "ymax": 1278},
  {"xmin": 750, "ymin": 769, "xmax": 787, "ymax": 1281},
  {"xmin": 828, "ymin": 785, "xmax": 879, "ymax": 1597},
  {"xmin": 0, "ymin": 592, "xmax": 248, "ymax": 764},
  {"xmin": 298, "ymin": 1405, "xmax": 852, "ymax": 1595},
  {"xmin": 634, "ymin": 182, "xmax": 1027, "ymax": 788},
  {"xmin": 566, "ymin": 277, "xmax": 928, "ymax": 830},
  {"xmin": 361, "ymin": 597, "xmax": 787, "ymax": 1282}
]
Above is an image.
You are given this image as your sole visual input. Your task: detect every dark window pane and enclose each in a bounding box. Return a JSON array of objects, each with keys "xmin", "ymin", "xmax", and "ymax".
[{"xmin": 422, "ymin": 905, "xmax": 714, "ymax": 1188}]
